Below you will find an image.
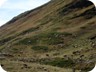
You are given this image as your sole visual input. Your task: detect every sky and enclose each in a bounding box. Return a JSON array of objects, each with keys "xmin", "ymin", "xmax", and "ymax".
[
  {"xmin": 0, "ymin": 0, "xmax": 50, "ymax": 26},
  {"xmin": 89, "ymin": 0, "xmax": 96, "ymax": 6}
]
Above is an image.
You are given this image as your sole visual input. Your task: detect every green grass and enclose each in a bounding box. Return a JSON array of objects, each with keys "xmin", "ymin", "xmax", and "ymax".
[
  {"xmin": 39, "ymin": 31, "xmax": 72, "ymax": 45},
  {"xmin": 0, "ymin": 36, "xmax": 15, "ymax": 45},
  {"xmin": 16, "ymin": 31, "xmax": 72, "ymax": 45},
  {"xmin": 43, "ymin": 58, "xmax": 74, "ymax": 68},
  {"xmin": 11, "ymin": 48, "xmax": 20, "ymax": 53},
  {"xmin": 39, "ymin": 15, "xmax": 52, "ymax": 26},
  {"xmin": 19, "ymin": 27, "xmax": 40, "ymax": 35}
]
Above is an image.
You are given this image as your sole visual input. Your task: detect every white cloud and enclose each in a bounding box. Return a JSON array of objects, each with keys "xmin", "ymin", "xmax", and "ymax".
[
  {"xmin": 0, "ymin": 20, "xmax": 7, "ymax": 26},
  {"xmin": 0, "ymin": 0, "xmax": 7, "ymax": 7},
  {"xmin": 0, "ymin": 65, "xmax": 6, "ymax": 72}
]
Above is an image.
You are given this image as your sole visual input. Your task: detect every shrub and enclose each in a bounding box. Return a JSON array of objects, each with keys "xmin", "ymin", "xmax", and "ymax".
[
  {"xmin": 32, "ymin": 46, "xmax": 48, "ymax": 52},
  {"xmin": 80, "ymin": 26, "xmax": 86, "ymax": 29},
  {"xmin": 63, "ymin": 32, "xmax": 72, "ymax": 36}
]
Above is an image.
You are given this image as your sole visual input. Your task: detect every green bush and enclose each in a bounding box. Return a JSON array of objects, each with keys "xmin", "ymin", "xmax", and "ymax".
[
  {"xmin": 32, "ymin": 46, "xmax": 48, "ymax": 52},
  {"xmin": 63, "ymin": 32, "xmax": 72, "ymax": 36},
  {"xmin": 80, "ymin": 26, "xmax": 86, "ymax": 29}
]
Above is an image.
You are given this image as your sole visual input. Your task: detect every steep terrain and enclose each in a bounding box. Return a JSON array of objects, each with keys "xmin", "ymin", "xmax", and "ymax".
[{"xmin": 0, "ymin": 0, "xmax": 96, "ymax": 72}]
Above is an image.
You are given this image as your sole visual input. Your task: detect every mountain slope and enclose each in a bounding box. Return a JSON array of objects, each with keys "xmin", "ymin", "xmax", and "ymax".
[{"xmin": 0, "ymin": 0, "xmax": 96, "ymax": 72}]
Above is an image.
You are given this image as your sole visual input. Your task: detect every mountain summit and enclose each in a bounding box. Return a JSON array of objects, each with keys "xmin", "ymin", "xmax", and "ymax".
[{"xmin": 0, "ymin": 0, "xmax": 96, "ymax": 72}]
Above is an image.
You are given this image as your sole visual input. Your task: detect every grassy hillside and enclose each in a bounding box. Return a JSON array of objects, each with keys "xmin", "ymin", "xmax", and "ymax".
[{"xmin": 0, "ymin": 0, "xmax": 96, "ymax": 72}]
